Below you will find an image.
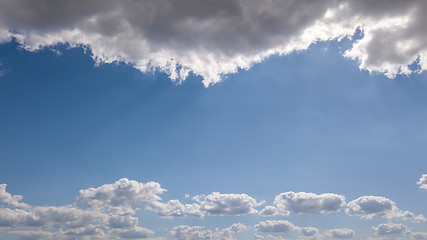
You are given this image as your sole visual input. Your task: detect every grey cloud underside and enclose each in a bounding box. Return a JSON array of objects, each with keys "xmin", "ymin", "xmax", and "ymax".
[{"xmin": 0, "ymin": 0, "xmax": 426, "ymax": 86}]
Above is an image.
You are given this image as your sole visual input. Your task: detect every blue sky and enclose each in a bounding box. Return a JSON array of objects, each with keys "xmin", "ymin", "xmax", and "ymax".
[{"xmin": 1, "ymin": 1, "xmax": 427, "ymax": 240}]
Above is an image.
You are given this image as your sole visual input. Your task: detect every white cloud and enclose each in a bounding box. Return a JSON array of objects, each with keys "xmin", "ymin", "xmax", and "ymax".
[
  {"xmin": 0, "ymin": 179, "xmax": 163, "ymax": 239},
  {"xmin": 0, "ymin": 208, "xmax": 43, "ymax": 228},
  {"xmin": 0, "ymin": 1, "xmax": 426, "ymax": 86},
  {"xmin": 63, "ymin": 225, "xmax": 105, "ymax": 238},
  {"xmin": 170, "ymin": 223, "xmax": 246, "ymax": 240},
  {"xmin": 145, "ymin": 200, "xmax": 204, "ymax": 218},
  {"xmin": 170, "ymin": 225, "xmax": 213, "ymax": 240},
  {"xmin": 418, "ymin": 174, "xmax": 427, "ymax": 190},
  {"xmin": 77, "ymin": 178, "xmax": 166, "ymax": 209},
  {"xmin": 32, "ymin": 205, "xmax": 108, "ymax": 228},
  {"xmin": 254, "ymin": 220, "xmax": 297, "ymax": 233},
  {"xmin": 111, "ymin": 226, "xmax": 154, "ymax": 239},
  {"xmin": 259, "ymin": 206, "xmax": 277, "ymax": 216},
  {"xmin": 372, "ymin": 222, "xmax": 408, "ymax": 236},
  {"xmin": 346, "ymin": 196, "xmax": 426, "ymax": 222},
  {"xmin": 301, "ymin": 227, "xmax": 319, "ymax": 237},
  {"xmin": 0, "ymin": 184, "xmax": 30, "ymax": 209},
  {"xmin": 273, "ymin": 191, "xmax": 346, "ymax": 216},
  {"xmin": 325, "ymin": 228, "xmax": 354, "ymax": 239},
  {"xmin": 195, "ymin": 192, "xmax": 262, "ymax": 216}
]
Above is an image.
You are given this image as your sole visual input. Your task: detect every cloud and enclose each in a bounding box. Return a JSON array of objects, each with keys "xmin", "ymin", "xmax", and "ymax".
[
  {"xmin": 111, "ymin": 226, "xmax": 154, "ymax": 239},
  {"xmin": 372, "ymin": 223, "xmax": 408, "ymax": 236},
  {"xmin": 170, "ymin": 225, "xmax": 213, "ymax": 240},
  {"xmin": 170, "ymin": 223, "xmax": 246, "ymax": 240},
  {"xmin": 145, "ymin": 200, "xmax": 204, "ymax": 218},
  {"xmin": 418, "ymin": 174, "xmax": 427, "ymax": 190},
  {"xmin": 273, "ymin": 191, "xmax": 346, "ymax": 216},
  {"xmin": 0, "ymin": 0, "xmax": 426, "ymax": 86},
  {"xmin": 0, "ymin": 184, "xmax": 30, "ymax": 209},
  {"xmin": 7, "ymin": 230, "xmax": 55, "ymax": 240},
  {"xmin": 63, "ymin": 225, "xmax": 105, "ymax": 238},
  {"xmin": 1, "ymin": 178, "xmax": 426, "ymax": 239},
  {"xmin": 412, "ymin": 232, "xmax": 427, "ymax": 239},
  {"xmin": 77, "ymin": 178, "xmax": 166, "ymax": 209},
  {"xmin": 254, "ymin": 220, "xmax": 297, "ymax": 233},
  {"xmin": 0, "ymin": 208, "xmax": 43, "ymax": 228},
  {"xmin": 194, "ymin": 192, "xmax": 262, "ymax": 216},
  {"xmin": 31, "ymin": 206, "xmax": 108, "ymax": 228},
  {"xmin": 325, "ymin": 228, "xmax": 355, "ymax": 239},
  {"xmin": 301, "ymin": 227, "xmax": 320, "ymax": 237},
  {"xmin": 259, "ymin": 206, "xmax": 278, "ymax": 216},
  {"xmin": 346, "ymin": 196, "xmax": 426, "ymax": 221},
  {"xmin": 0, "ymin": 178, "xmax": 163, "ymax": 239}
]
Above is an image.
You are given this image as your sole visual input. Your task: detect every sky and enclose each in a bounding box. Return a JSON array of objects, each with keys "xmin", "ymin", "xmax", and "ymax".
[{"xmin": 1, "ymin": 0, "xmax": 427, "ymax": 240}]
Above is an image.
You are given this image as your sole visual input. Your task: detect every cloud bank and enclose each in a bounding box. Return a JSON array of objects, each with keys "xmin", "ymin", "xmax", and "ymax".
[
  {"xmin": 0, "ymin": 178, "xmax": 426, "ymax": 239},
  {"xmin": 0, "ymin": 0, "xmax": 426, "ymax": 86}
]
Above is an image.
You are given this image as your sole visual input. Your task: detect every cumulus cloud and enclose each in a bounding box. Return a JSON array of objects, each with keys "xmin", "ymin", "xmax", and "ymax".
[
  {"xmin": 170, "ymin": 223, "xmax": 246, "ymax": 240},
  {"xmin": 372, "ymin": 223, "xmax": 408, "ymax": 236},
  {"xmin": 77, "ymin": 178, "xmax": 166, "ymax": 209},
  {"xmin": 145, "ymin": 200, "xmax": 204, "ymax": 218},
  {"xmin": 0, "ymin": 0, "xmax": 426, "ymax": 86},
  {"xmin": 418, "ymin": 174, "xmax": 427, "ymax": 190},
  {"xmin": 0, "ymin": 178, "xmax": 166, "ymax": 239},
  {"xmin": 325, "ymin": 228, "xmax": 355, "ymax": 239},
  {"xmin": 8, "ymin": 230, "xmax": 55, "ymax": 240},
  {"xmin": 0, "ymin": 184, "xmax": 30, "ymax": 209},
  {"xmin": 301, "ymin": 227, "xmax": 320, "ymax": 237},
  {"xmin": 194, "ymin": 192, "xmax": 262, "ymax": 216},
  {"xmin": 259, "ymin": 206, "xmax": 278, "ymax": 216},
  {"xmin": 111, "ymin": 226, "xmax": 154, "ymax": 239},
  {"xmin": 254, "ymin": 220, "xmax": 297, "ymax": 233},
  {"xmin": 0, "ymin": 208, "xmax": 43, "ymax": 228},
  {"xmin": 346, "ymin": 196, "xmax": 426, "ymax": 222},
  {"xmin": 273, "ymin": 191, "xmax": 346, "ymax": 216}
]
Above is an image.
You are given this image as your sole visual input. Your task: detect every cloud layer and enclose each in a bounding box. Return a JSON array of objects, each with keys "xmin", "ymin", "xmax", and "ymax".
[
  {"xmin": 0, "ymin": 0, "xmax": 427, "ymax": 86},
  {"xmin": 0, "ymin": 178, "xmax": 426, "ymax": 239}
]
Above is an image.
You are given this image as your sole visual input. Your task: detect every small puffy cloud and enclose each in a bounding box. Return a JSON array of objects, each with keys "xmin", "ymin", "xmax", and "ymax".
[
  {"xmin": 301, "ymin": 227, "xmax": 319, "ymax": 237},
  {"xmin": 273, "ymin": 192, "xmax": 346, "ymax": 216},
  {"xmin": 372, "ymin": 223, "xmax": 408, "ymax": 236},
  {"xmin": 195, "ymin": 192, "xmax": 262, "ymax": 216},
  {"xmin": 254, "ymin": 220, "xmax": 297, "ymax": 233},
  {"xmin": 145, "ymin": 200, "xmax": 204, "ymax": 218},
  {"xmin": 346, "ymin": 196, "xmax": 425, "ymax": 222},
  {"xmin": 418, "ymin": 174, "xmax": 427, "ymax": 190},
  {"xmin": 325, "ymin": 228, "xmax": 355, "ymax": 239},
  {"xmin": 259, "ymin": 206, "xmax": 277, "ymax": 216},
  {"xmin": 0, "ymin": 184, "xmax": 30, "ymax": 209},
  {"xmin": 77, "ymin": 178, "xmax": 166, "ymax": 209}
]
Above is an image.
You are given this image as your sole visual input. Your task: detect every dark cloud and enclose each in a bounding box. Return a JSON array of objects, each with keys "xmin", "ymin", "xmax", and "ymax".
[{"xmin": 0, "ymin": 0, "xmax": 426, "ymax": 86}]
